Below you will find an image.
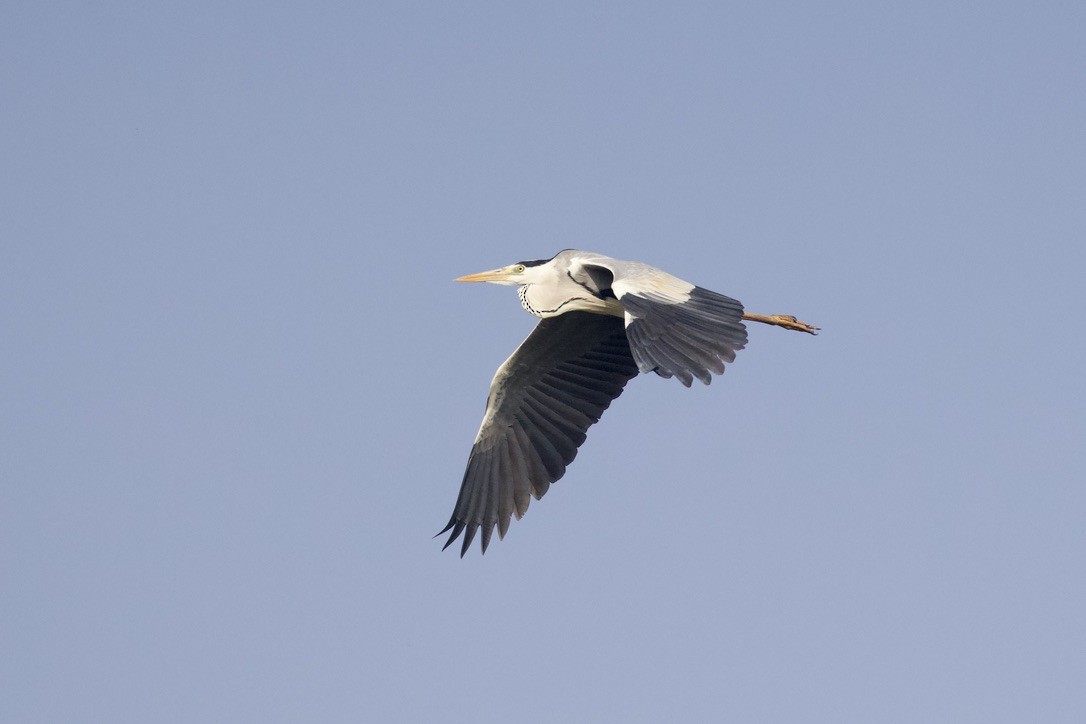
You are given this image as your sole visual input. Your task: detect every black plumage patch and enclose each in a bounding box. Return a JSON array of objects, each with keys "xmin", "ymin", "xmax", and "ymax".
[{"xmin": 566, "ymin": 270, "xmax": 617, "ymax": 300}]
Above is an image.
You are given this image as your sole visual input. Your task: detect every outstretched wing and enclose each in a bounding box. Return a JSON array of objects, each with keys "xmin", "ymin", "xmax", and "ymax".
[
  {"xmin": 439, "ymin": 311, "xmax": 640, "ymax": 556},
  {"xmin": 571, "ymin": 255, "xmax": 749, "ymax": 387}
]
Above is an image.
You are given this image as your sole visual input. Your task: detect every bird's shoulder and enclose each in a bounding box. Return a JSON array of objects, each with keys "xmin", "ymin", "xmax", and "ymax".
[{"xmin": 565, "ymin": 253, "xmax": 695, "ymax": 301}]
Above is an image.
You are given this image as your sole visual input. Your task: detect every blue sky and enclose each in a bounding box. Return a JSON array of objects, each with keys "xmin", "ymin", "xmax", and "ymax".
[{"xmin": 3, "ymin": 2, "xmax": 1084, "ymax": 721}]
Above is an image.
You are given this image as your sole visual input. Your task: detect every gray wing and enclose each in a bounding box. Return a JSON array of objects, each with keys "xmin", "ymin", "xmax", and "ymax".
[
  {"xmin": 439, "ymin": 311, "xmax": 640, "ymax": 556},
  {"xmin": 571, "ymin": 255, "xmax": 749, "ymax": 387}
]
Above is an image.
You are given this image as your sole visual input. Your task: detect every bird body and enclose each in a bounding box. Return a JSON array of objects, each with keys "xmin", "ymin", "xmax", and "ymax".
[
  {"xmin": 511, "ymin": 250, "xmax": 692, "ymax": 319},
  {"xmin": 440, "ymin": 250, "xmax": 816, "ymax": 556}
]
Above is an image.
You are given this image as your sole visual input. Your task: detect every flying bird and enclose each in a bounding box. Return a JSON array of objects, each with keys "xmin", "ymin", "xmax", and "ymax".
[{"xmin": 438, "ymin": 249, "xmax": 817, "ymax": 556}]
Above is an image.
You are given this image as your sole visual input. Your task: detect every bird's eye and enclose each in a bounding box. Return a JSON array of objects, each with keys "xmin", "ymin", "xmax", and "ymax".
[{"xmin": 513, "ymin": 264, "xmax": 526, "ymax": 273}]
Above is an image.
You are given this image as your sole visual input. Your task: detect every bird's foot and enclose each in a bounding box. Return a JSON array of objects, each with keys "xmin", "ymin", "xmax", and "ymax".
[{"xmin": 743, "ymin": 312, "xmax": 820, "ymax": 335}]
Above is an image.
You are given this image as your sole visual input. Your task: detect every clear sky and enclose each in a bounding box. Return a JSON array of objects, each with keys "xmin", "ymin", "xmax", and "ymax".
[{"xmin": 3, "ymin": 2, "xmax": 1085, "ymax": 722}]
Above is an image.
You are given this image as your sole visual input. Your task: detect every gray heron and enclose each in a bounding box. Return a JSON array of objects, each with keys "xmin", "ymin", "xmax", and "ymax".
[{"xmin": 439, "ymin": 249, "xmax": 817, "ymax": 556}]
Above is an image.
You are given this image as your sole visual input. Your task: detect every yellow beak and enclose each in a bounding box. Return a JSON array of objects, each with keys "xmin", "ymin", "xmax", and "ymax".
[{"xmin": 454, "ymin": 266, "xmax": 517, "ymax": 283}]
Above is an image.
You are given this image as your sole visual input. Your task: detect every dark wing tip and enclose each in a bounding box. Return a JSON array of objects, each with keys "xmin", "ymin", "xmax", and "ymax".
[
  {"xmin": 480, "ymin": 522, "xmax": 494, "ymax": 554},
  {"xmin": 438, "ymin": 518, "xmax": 464, "ymax": 550},
  {"xmin": 435, "ymin": 517, "xmax": 483, "ymax": 557},
  {"xmin": 459, "ymin": 524, "xmax": 478, "ymax": 557}
]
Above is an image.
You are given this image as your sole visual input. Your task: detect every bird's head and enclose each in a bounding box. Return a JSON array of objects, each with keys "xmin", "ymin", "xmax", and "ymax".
[{"xmin": 455, "ymin": 259, "xmax": 548, "ymax": 286}]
